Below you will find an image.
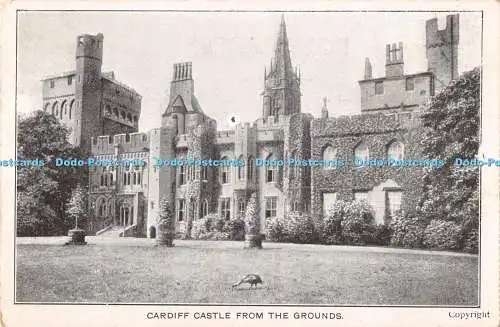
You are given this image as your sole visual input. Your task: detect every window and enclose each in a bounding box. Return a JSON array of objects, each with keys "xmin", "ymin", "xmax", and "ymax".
[
  {"xmin": 177, "ymin": 199, "xmax": 185, "ymax": 222},
  {"xmin": 69, "ymin": 100, "xmax": 74, "ymax": 119},
  {"xmin": 179, "ymin": 166, "xmax": 185, "ymax": 185},
  {"xmin": 387, "ymin": 140, "xmax": 404, "ymax": 160},
  {"xmin": 238, "ymin": 199, "xmax": 246, "ymax": 218},
  {"xmin": 375, "ymin": 81, "xmax": 384, "ymax": 95},
  {"xmin": 201, "ymin": 166, "xmax": 208, "ymax": 181},
  {"xmin": 322, "ymin": 146, "xmax": 337, "ymax": 170},
  {"xmin": 405, "ymin": 77, "xmax": 414, "ymax": 91},
  {"xmin": 322, "ymin": 192, "xmax": 337, "ymax": 216},
  {"xmin": 98, "ymin": 202, "xmax": 106, "ymax": 217},
  {"xmin": 220, "ymin": 198, "xmax": 231, "ymax": 220},
  {"xmin": 237, "ymin": 155, "xmax": 245, "ymax": 180},
  {"xmin": 50, "ymin": 80, "xmax": 55, "ymax": 88},
  {"xmin": 247, "ymin": 156, "xmax": 254, "ymax": 180},
  {"xmin": 387, "ymin": 191, "xmax": 402, "ymax": 217},
  {"xmin": 68, "ymin": 76, "xmax": 73, "ymax": 85},
  {"xmin": 189, "ymin": 166, "xmax": 195, "ymax": 181},
  {"xmin": 220, "ymin": 157, "xmax": 231, "ymax": 184},
  {"xmin": 265, "ymin": 154, "xmax": 277, "ymax": 183},
  {"xmin": 201, "ymin": 199, "xmax": 209, "ymax": 218},
  {"xmin": 265, "ymin": 197, "xmax": 278, "ymax": 219},
  {"xmin": 354, "ymin": 142, "xmax": 369, "ymax": 162},
  {"xmin": 52, "ymin": 102, "xmax": 58, "ymax": 116},
  {"xmin": 354, "ymin": 191, "xmax": 369, "ymax": 202},
  {"xmin": 291, "ymin": 201, "xmax": 301, "ymax": 212}
]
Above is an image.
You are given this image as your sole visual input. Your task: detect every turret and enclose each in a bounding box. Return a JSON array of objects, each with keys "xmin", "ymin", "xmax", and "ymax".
[
  {"xmin": 426, "ymin": 14, "xmax": 459, "ymax": 92},
  {"xmin": 74, "ymin": 33, "xmax": 104, "ymax": 154},
  {"xmin": 385, "ymin": 42, "xmax": 404, "ymax": 78}
]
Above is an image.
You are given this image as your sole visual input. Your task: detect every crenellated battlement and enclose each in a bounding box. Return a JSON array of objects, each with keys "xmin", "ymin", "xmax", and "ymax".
[
  {"xmin": 255, "ymin": 115, "xmax": 291, "ymax": 129},
  {"xmin": 172, "ymin": 62, "xmax": 193, "ymax": 82},
  {"xmin": 426, "ymin": 15, "xmax": 459, "ymax": 48},
  {"xmin": 311, "ymin": 111, "xmax": 421, "ymax": 137}
]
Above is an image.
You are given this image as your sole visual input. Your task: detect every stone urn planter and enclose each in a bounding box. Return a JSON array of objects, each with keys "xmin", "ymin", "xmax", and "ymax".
[
  {"xmin": 244, "ymin": 233, "xmax": 263, "ymax": 249},
  {"xmin": 156, "ymin": 219, "xmax": 175, "ymax": 247},
  {"xmin": 65, "ymin": 228, "xmax": 87, "ymax": 245}
]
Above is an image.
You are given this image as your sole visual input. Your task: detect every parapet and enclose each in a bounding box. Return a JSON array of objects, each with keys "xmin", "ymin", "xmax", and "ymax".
[
  {"xmin": 311, "ymin": 111, "xmax": 421, "ymax": 137},
  {"xmin": 91, "ymin": 132, "xmax": 150, "ymax": 154}
]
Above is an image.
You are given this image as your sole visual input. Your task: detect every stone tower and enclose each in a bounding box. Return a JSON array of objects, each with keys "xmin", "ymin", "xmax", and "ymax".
[
  {"xmin": 75, "ymin": 33, "xmax": 104, "ymax": 154},
  {"xmin": 262, "ymin": 15, "xmax": 301, "ymax": 118},
  {"xmin": 426, "ymin": 14, "xmax": 459, "ymax": 92}
]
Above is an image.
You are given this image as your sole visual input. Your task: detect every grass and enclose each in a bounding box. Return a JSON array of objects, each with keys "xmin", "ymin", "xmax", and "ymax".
[{"xmin": 15, "ymin": 238, "xmax": 478, "ymax": 305}]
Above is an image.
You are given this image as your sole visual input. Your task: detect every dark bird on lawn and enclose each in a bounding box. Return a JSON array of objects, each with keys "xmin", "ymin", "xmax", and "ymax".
[{"xmin": 232, "ymin": 274, "xmax": 263, "ymax": 289}]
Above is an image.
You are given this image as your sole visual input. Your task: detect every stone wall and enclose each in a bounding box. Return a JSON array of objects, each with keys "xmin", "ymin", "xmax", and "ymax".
[{"xmin": 310, "ymin": 113, "xmax": 425, "ymax": 222}]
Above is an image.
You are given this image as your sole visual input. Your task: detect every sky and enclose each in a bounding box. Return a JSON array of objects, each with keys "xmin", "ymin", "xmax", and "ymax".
[{"xmin": 17, "ymin": 11, "xmax": 482, "ymax": 131}]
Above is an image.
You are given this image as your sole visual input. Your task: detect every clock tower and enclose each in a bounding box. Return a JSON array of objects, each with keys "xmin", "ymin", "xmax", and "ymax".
[{"xmin": 262, "ymin": 15, "xmax": 301, "ymax": 119}]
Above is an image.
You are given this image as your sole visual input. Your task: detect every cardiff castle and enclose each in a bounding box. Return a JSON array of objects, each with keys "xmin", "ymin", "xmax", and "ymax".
[{"xmin": 40, "ymin": 15, "xmax": 460, "ymax": 237}]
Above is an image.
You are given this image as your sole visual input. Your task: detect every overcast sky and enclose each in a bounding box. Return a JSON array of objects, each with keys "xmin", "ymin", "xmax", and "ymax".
[{"xmin": 17, "ymin": 11, "xmax": 482, "ymax": 131}]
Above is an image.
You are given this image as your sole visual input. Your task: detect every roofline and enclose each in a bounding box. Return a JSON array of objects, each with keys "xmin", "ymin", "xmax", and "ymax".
[
  {"xmin": 358, "ymin": 71, "xmax": 434, "ymax": 84},
  {"xmin": 102, "ymin": 75, "xmax": 142, "ymax": 99},
  {"xmin": 40, "ymin": 70, "xmax": 76, "ymax": 81}
]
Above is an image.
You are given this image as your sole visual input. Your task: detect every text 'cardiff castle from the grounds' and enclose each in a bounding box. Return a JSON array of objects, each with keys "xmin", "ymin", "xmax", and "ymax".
[{"xmin": 41, "ymin": 14, "xmax": 460, "ymax": 238}]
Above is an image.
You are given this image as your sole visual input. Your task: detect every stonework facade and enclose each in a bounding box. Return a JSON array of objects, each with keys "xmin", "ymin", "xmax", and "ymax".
[
  {"xmin": 42, "ymin": 33, "xmax": 142, "ymax": 155},
  {"xmin": 43, "ymin": 14, "xmax": 460, "ymax": 237}
]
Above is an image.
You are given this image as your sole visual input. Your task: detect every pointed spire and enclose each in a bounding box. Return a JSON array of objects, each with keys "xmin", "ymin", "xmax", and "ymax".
[
  {"xmin": 274, "ymin": 14, "xmax": 294, "ymax": 80},
  {"xmin": 364, "ymin": 58, "xmax": 372, "ymax": 79},
  {"xmin": 321, "ymin": 97, "xmax": 329, "ymax": 119}
]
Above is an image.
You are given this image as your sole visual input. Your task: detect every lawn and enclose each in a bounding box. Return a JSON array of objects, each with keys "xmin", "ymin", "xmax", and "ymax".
[{"xmin": 15, "ymin": 237, "xmax": 478, "ymax": 305}]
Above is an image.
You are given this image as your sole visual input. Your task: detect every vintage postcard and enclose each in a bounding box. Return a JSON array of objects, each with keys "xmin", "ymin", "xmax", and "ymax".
[{"xmin": 1, "ymin": 1, "xmax": 499, "ymax": 326}]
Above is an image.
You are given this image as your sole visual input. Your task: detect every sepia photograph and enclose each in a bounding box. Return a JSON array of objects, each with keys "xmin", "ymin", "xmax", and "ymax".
[{"xmin": 1, "ymin": 2, "xmax": 499, "ymax": 326}]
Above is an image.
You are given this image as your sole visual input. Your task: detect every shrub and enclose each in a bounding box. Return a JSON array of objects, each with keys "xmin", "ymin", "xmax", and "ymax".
[
  {"xmin": 366, "ymin": 224, "xmax": 392, "ymax": 246},
  {"xmin": 462, "ymin": 228, "xmax": 479, "ymax": 254},
  {"xmin": 265, "ymin": 217, "xmax": 286, "ymax": 242},
  {"xmin": 423, "ymin": 219, "xmax": 463, "ymax": 250},
  {"xmin": 191, "ymin": 214, "xmax": 243, "ymax": 241},
  {"xmin": 340, "ymin": 200, "xmax": 376, "ymax": 245},
  {"xmin": 390, "ymin": 213, "xmax": 427, "ymax": 248},
  {"xmin": 282, "ymin": 211, "xmax": 317, "ymax": 244},
  {"xmin": 319, "ymin": 200, "xmax": 347, "ymax": 245},
  {"xmin": 223, "ymin": 218, "xmax": 245, "ymax": 241},
  {"xmin": 212, "ymin": 217, "xmax": 226, "ymax": 233},
  {"xmin": 191, "ymin": 213, "xmax": 219, "ymax": 240}
]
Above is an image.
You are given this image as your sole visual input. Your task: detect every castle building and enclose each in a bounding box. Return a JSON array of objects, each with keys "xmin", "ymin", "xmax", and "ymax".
[
  {"xmin": 43, "ymin": 14, "xmax": 460, "ymax": 237},
  {"xmin": 41, "ymin": 33, "xmax": 142, "ymax": 155}
]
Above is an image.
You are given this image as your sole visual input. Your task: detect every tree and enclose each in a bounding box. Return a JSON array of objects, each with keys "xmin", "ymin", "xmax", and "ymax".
[
  {"xmin": 156, "ymin": 198, "xmax": 175, "ymax": 246},
  {"xmin": 418, "ymin": 67, "xmax": 480, "ymax": 247},
  {"xmin": 17, "ymin": 110, "xmax": 86, "ymax": 236},
  {"xmin": 244, "ymin": 193, "xmax": 262, "ymax": 248},
  {"xmin": 66, "ymin": 184, "xmax": 88, "ymax": 229}
]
